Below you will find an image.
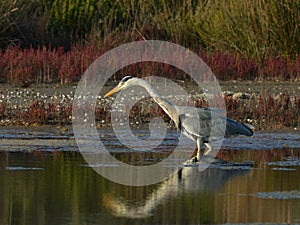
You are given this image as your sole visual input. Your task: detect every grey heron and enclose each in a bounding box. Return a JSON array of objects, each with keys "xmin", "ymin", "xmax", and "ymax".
[{"xmin": 104, "ymin": 76, "xmax": 254, "ymax": 161}]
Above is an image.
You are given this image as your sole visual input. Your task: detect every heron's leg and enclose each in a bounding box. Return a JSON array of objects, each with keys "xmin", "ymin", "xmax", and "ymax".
[
  {"xmin": 195, "ymin": 138, "xmax": 203, "ymax": 162},
  {"xmin": 177, "ymin": 167, "xmax": 182, "ymax": 180},
  {"xmin": 203, "ymin": 143, "xmax": 225, "ymax": 163},
  {"xmin": 203, "ymin": 143, "xmax": 212, "ymax": 156}
]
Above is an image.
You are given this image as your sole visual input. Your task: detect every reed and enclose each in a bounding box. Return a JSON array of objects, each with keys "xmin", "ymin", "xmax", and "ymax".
[
  {"xmin": 196, "ymin": 0, "xmax": 299, "ymax": 61},
  {"xmin": 1, "ymin": 0, "xmax": 299, "ymax": 60}
]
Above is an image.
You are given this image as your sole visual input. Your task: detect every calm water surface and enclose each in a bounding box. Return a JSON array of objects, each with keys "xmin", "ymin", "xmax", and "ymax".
[{"xmin": 0, "ymin": 127, "xmax": 300, "ymax": 225}]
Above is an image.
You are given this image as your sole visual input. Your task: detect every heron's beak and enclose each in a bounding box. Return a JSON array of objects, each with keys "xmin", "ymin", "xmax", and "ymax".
[{"xmin": 104, "ymin": 86, "xmax": 121, "ymax": 98}]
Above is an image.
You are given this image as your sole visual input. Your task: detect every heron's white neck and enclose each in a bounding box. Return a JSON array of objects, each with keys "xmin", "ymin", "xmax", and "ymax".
[{"xmin": 134, "ymin": 79, "xmax": 180, "ymax": 129}]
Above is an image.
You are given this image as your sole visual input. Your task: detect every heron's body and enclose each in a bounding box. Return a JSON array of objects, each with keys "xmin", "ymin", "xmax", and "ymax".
[
  {"xmin": 104, "ymin": 76, "xmax": 254, "ymax": 161},
  {"xmin": 175, "ymin": 106, "xmax": 253, "ymax": 139}
]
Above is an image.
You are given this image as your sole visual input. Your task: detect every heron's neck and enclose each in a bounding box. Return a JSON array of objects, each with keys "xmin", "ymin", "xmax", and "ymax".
[{"xmin": 137, "ymin": 79, "xmax": 180, "ymax": 129}]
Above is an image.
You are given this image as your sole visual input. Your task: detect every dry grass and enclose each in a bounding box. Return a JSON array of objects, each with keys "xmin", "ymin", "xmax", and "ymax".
[{"xmin": 0, "ymin": 91, "xmax": 299, "ymax": 130}]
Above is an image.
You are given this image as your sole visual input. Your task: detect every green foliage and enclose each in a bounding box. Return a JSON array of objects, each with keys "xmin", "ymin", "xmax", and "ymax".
[
  {"xmin": 0, "ymin": 1, "xmax": 31, "ymax": 46},
  {"xmin": 50, "ymin": 0, "xmax": 97, "ymax": 34},
  {"xmin": 196, "ymin": 0, "xmax": 300, "ymax": 61},
  {"xmin": 0, "ymin": 0, "xmax": 299, "ymax": 61}
]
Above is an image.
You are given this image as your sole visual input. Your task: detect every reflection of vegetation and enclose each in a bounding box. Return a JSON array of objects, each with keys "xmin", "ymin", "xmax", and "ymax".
[
  {"xmin": 0, "ymin": 151, "xmax": 300, "ymax": 224},
  {"xmin": 0, "ymin": 152, "xmax": 103, "ymax": 225}
]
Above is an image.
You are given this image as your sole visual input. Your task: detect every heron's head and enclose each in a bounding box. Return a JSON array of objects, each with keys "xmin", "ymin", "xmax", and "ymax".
[{"xmin": 104, "ymin": 76, "xmax": 138, "ymax": 98}]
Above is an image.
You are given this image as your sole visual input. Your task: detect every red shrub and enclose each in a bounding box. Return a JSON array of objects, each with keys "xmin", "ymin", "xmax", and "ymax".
[{"xmin": 0, "ymin": 42, "xmax": 298, "ymax": 84}]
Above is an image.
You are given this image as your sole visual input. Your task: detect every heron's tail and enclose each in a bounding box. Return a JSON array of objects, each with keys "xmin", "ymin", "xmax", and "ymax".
[
  {"xmin": 238, "ymin": 122, "xmax": 254, "ymax": 136},
  {"xmin": 226, "ymin": 118, "xmax": 254, "ymax": 137}
]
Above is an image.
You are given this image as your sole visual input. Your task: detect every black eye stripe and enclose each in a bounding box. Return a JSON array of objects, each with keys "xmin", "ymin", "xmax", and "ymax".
[{"xmin": 121, "ymin": 76, "xmax": 133, "ymax": 83}]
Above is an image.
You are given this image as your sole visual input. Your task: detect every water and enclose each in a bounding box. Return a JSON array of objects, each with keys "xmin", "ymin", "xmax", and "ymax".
[{"xmin": 0, "ymin": 127, "xmax": 300, "ymax": 225}]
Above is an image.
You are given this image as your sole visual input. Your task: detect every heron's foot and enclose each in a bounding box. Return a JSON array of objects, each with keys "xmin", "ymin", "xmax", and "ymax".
[
  {"xmin": 191, "ymin": 156, "xmax": 199, "ymax": 163},
  {"xmin": 187, "ymin": 155, "xmax": 224, "ymax": 164},
  {"xmin": 190, "ymin": 155, "xmax": 217, "ymax": 163}
]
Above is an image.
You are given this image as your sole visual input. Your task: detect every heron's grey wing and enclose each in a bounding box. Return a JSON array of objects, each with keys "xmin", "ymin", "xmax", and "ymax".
[
  {"xmin": 176, "ymin": 107, "xmax": 214, "ymax": 140},
  {"xmin": 176, "ymin": 107, "xmax": 253, "ymax": 140},
  {"xmin": 193, "ymin": 108, "xmax": 253, "ymax": 137}
]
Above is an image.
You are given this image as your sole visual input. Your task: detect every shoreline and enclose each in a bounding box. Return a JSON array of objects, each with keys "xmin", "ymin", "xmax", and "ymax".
[{"xmin": 0, "ymin": 126, "xmax": 299, "ymax": 155}]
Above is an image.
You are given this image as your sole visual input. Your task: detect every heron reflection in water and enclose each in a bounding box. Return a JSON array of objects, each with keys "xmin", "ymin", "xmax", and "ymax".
[
  {"xmin": 104, "ymin": 76, "xmax": 254, "ymax": 162},
  {"xmin": 104, "ymin": 166, "xmax": 251, "ymax": 218}
]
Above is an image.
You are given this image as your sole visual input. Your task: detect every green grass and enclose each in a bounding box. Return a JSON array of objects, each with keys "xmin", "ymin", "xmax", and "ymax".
[{"xmin": 1, "ymin": 0, "xmax": 299, "ymax": 62}]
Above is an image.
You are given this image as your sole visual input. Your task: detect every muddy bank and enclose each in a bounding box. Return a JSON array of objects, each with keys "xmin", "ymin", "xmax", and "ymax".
[{"xmin": 0, "ymin": 125, "xmax": 299, "ymax": 152}]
